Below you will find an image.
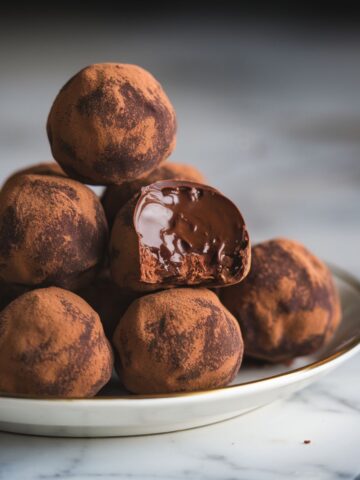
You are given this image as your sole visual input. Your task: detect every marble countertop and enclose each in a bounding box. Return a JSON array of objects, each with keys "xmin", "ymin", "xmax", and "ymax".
[{"xmin": 0, "ymin": 16, "xmax": 359, "ymax": 480}]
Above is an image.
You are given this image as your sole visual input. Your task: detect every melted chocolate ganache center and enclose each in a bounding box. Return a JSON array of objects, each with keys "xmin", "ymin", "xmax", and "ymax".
[{"xmin": 134, "ymin": 181, "xmax": 249, "ymax": 285}]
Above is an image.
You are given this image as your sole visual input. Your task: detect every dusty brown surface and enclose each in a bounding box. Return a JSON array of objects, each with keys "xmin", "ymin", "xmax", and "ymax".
[
  {"xmin": 2, "ymin": 162, "xmax": 66, "ymax": 188},
  {"xmin": 0, "ymin": 287, "xmax": 113, "ymax": 397},
  {"xmin": 0, "ymin": 173, "xmax": 108, "ymax": 289},
  {"xmin": 47, "ymin": 63, "xmax": 177, "ymax": 185},
  {"xmin": 113, "ymin": 288, "xmax": 243, "ymax": 394},
  {"xmin": 220, "ymin": 238, "xmax": 341, "ymax": 363},
  {"xmin": 102, "ymin": 162, "xmax": 205, "ymax": 228},
  {"xmin": 109, "ymin": 194, "xmax": 143, "ymax": 291},
  {"xmin": 110, "ymin": 180, "xmax": 250, "ymax": 292}
]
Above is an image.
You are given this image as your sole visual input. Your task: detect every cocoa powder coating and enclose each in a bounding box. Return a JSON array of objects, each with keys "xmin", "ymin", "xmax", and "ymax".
[
  {"xmin": 113, "ymin": 288, "xmax": 243, "ymax": 394},
  {"xmin": 47, "ymin": 63, "xmax": 177, "ymax": 185},
  {"xmin": 102, "ymin": 162, "xmax": 205, "ymax": 228},
  {"xmin": 2, "ymin": 162, "xmax": 66, "ymax": 189},
  {"xmin": 0, "ymin": 174, "xmax": 108, "ymax": 289},
  {"xmin": 0, "ymin": 287, "xmax": 113, "ymax": 397},
  {"xmin": 220, "ymin": 238, "xmax": 341, "ymax": 363}
]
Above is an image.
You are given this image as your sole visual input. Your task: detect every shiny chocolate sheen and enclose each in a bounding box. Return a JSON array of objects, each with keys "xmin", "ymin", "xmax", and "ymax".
[{"xmin": 134, "ymin": 181, "xmax": 250, "ymax": 286}]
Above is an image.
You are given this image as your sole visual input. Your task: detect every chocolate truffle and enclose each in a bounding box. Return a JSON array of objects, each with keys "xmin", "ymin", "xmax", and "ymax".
[
  {"xmin": 2, "ymin": 162, "xmax": 66, "ymax": 188},
  {"xmin": 113, "ymin": 288, "xmax": 243, "ymax": 394},
  {"xmin": 0, "ymin": 287, "xmax": 113, "ymax": 397},
  {"xmin": 0, "ymin": 173, "xmax": 108, "ymax": 289},
  {"xmin": 110, "ymin": 180, "xmax": 251, "ymax": 292},
  {"xmin": 47, "ymin": 63, "xmax": 177, "ymax": 185},
  {"xmin": 220, "ymin": 238, "xmax": 341, "ymax": 363},
  {"xmin": 102, "ymin": 162, "xmax": 205, "ymax": 228},
  {"xmin": 77, "ymin": 271, "xmax": 138, "ymax": 339}
]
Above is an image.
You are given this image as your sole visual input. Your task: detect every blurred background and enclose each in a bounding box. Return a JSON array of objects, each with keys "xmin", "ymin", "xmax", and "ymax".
[{"xmin": 1, "ymin": 5, "xmax": 359, "ymax": 276}]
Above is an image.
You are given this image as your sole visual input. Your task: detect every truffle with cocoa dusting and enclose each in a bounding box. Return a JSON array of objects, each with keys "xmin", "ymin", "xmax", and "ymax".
[
  {"xmin": 220, "ymin": 238, "xmax": 341, "ymax": 363},
  {"xmin": 2, "ymin": 162, "xmax": 66, "ymax": 188},
  {"xmin": 113, "ymin": 288, "xmax": 243, "ymax": 394},
  {"xmin": 47, "ymin": 63, "xmax": 177, "ymax": 185},
  {"xmin": 110, "ymin": 180, "xmax": 251, "ymax": 292},
  {"xmin": 102, "ymin": 162, "xmax": 205, "ymax": 228},
  {"xmin": 77, "ymin": 270, "xmax": 138, "ymax": 339},
  {"xmin": 0, "ymin": 287, "xmax": 113, "ymax": 397},
  {"xmin": 0, "ymin": 174, "xmax": 108, "ymax": 289}
]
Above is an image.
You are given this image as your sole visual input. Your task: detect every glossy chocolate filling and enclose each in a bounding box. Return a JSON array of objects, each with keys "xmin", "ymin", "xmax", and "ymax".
[{"xmin": 134, "ymin": 181, "xmax": 250, "ymax": 286}]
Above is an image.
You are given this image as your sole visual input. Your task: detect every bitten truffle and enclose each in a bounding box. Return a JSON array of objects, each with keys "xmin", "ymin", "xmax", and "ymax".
[
  {"xmin": 47, "ymin": 63, "xmax": 177, "ymax": 185},
  {"xmin": 77, "ymin": 270, "xmax": 138, "ymax": 339},
  {"xmin": 102, "ymin": 162, "xmax": 205, "ymax": 228},
  {"xmin": 0, "ymin": 287, "xmax": 113, "ymax": 397},
  {"xmin": 113, "ymin": 288, "xmax": 243, "ymax": 394},
  {"xmin": 110, "ymin": 180, "xmax": 251, "ymax": 292},
  {"xmin": 2, "ymin": 162, "xmax": 66, "ymax": 188},
  {"xmin": 220, "ymin": 238, "xmax": 341, "ymax": 363},
  {"xmin": 0, "ymin": 174, "xmax": 108, "ymax": 289}
]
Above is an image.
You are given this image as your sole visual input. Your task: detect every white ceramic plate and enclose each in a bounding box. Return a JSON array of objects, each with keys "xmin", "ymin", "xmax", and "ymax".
[{"xmin": 0, "ymin": 265, "xmax": 359, "ymax": 438}]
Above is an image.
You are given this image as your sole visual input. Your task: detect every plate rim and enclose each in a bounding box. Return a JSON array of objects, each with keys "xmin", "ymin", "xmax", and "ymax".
[{"xmin": 1, "ymin": 263, "xmax": 359, "ymax": 403}]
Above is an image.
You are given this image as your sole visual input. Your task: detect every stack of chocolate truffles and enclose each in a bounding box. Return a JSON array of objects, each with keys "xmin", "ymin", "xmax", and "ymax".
[{"xmin": 0, "ymin": 64, "xmax": 341, "ymax": 397}]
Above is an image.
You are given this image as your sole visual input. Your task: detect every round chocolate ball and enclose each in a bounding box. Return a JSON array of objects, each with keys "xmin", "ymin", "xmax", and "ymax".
[
  {"xmin": 220, "ymin": 238, "xmax": 341, "ymax": 363},
  {"xmin": 102, "ymin": 162, "xmax": 205, "ymax": 229},
  {"xmin": 2, "ymin": 162, "xmax": 66, "ymax": 188},
  {"xmin": 0, "ymin": 287, "xmax": 113, "ymax": 397},
  {"xmin": 0, "ymin": 174, "xmax": 108, "ymax": 289},
  {"xmin": 113, "ymin": 288, "xmax": 243, "ymax": 394},
  {"xmin": 47, "ymin": 63, "xmax": 177, "ymax": 185},
  {"xmin": 77, "ymin": 270, "xmax": 138, "ymax": 339}
]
